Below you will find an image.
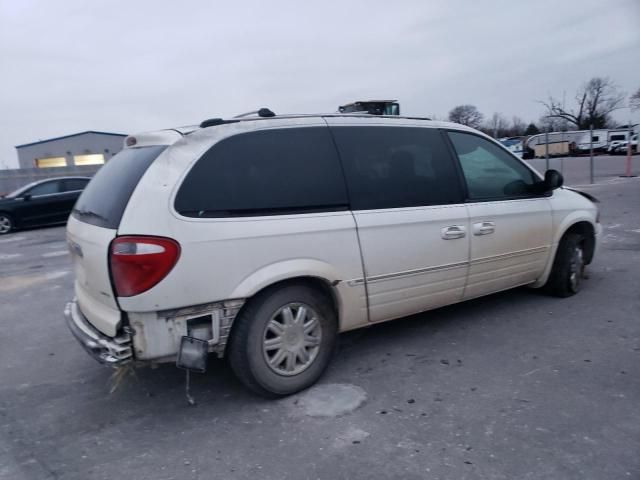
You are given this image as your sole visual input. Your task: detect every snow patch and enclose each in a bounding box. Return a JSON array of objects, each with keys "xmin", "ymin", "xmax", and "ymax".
[{"xmin": 286, "ymin": 383, "xmax": 367, "ymax": 418}]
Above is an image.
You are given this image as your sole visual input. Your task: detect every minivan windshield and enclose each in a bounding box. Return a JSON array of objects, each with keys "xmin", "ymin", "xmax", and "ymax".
[{"xmin": 72, "ymin": 145, "xmax": 166, "ymax": 229}]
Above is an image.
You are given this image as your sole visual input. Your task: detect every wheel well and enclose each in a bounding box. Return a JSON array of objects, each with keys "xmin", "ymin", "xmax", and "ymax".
[
  {"xmin": 563, "ymin": 221, "xmax": 595, "ymax": 264},
  {"xmin": 256, "ymin": 276, "xmax": 340, "ymax": 316},
  {"xmin": 232, "ymin": 275, "xmax": 340, "ymax": 328},
  {"xmin": 0, "ymin": 211, "xmax": 14, "ymax": 225}
]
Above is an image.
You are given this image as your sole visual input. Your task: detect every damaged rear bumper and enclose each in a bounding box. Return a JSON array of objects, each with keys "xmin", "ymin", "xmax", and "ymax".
[{"xmin": 65, "ymin": 299, "xmax": 133, "ymax": 366}]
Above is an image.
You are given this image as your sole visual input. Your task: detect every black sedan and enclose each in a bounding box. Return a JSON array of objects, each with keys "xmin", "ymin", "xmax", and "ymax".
[{"xmin": 0, "ymin": 177, "xmax": 91, "ymax": 234}]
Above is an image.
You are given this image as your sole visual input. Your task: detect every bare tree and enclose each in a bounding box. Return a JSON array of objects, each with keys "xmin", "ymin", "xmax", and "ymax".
[
  {"xmin": 482, "ymin": 112, "xmax": 509, "ymax": 138},
  {"xmin": 631, "ymin": 87, "xmax": 640, "ymax": 111},
  {"xmin": 539, "ymin": 114, "xmax": 571, "ymax": 132},
  {"xmin": 448, "ymin": 105, "xmax": 483, "ymax": 128},
  {"xmin": 541, "ymin": 77, "xmax": 625, "ymax": 129},
  {"xmin": 508, "ymin": 116, "xmax": 527, "ymax": 137}
]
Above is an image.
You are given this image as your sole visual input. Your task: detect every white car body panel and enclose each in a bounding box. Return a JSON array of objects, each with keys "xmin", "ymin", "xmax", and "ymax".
[
  {"xmin": 349, "ymin": 204, "xmax": 469, "ymax": 323},
  {"xmin": 117, "ymin": 211, "xmax": 367, "ymax": 330},
  {"xmin": 531, "ymin": 188, "xmax": 600, "ymax": 287},
  {"xmin": 66, "ymin": 215, "xmax": 120, "ymax": 336},
  {"xmin": 464, "ymin": 198, "xmax": 552, "ymax": 299}
]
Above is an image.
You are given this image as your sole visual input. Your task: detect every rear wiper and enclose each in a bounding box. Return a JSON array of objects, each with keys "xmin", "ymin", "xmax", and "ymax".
[{"xmin": 73, "ymin": 209, "xmax": 108, "ymax": 221}]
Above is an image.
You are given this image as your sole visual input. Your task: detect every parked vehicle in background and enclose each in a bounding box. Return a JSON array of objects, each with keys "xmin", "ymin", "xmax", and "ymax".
[
  {"xmin": 609, "ymin": 134, "xmax": 638, "ymax": 155},
  {"xmin": 608, "ymin": 140, "xmax": 625, "ymax": 153},
  {"xmin": 526, "ymin": 128, "xmax": 635, "ymax": 157},
  {"xmin": 64, "ymin": 112, "xmax": 601, "ymax": 397},
  {"xmin": 338, "ymin": 100, "xmax": 400, "ymax": 115},
  {"xmin": 498, "ymin": 137, "xmax": 524, "ymax": 158},
  {"xmin": 526, "ymin": 131, "xmax": 584, "ymax": 158},
  {"xmin": 607, "ymin": 129, "xmax": 633, "ymax": 147},
  {"xmin": 0, "ymin": 177, "xmax": 90, "ymax": 234},
  {"xmin": 575, "ymin": 129, "xmax": 609, "ymax": 154},
  {"xmin": 533, "ymin": 140, "xmax": 571, "ymax": 158}
]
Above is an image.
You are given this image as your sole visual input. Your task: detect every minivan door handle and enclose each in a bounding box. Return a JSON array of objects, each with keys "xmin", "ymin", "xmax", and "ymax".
[
  {"xmin": 473, "ymin": 221, "xmax": 495, "ymax": 236},
  {"xmin": 441, "ymin": 225, "xmax": 467, "ymax": 240}
]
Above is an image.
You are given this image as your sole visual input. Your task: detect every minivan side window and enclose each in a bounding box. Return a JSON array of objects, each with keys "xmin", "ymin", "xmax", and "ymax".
[
  {"xmin": 447, "ymin": 131, "xmax": 537, "ymax": 200},
  {"xmin": 175, "ymin": 127, "xmax": 348, "ymax": 217},
  {"xmin": 330, "ymin": 126, "xmax": 463, "ymax": 210}
]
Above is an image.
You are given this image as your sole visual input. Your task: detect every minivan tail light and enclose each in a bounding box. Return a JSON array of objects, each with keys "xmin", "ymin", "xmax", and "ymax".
[{"xmin": 109, "ymin": 236, "xmax": 180, "ymax": 297}]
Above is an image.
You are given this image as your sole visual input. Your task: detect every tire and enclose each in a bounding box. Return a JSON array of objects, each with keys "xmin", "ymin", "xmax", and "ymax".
[
  {"xmin": 0, "ymin": 213, "xmax": 14, "ymax": 235},
  {"xmin": 545, "ymin": 233, "xmax": 585, "ymax": 297},
  {"xmin": 227, "ymin": 284, "xmax": 338, "ymax": 397}
]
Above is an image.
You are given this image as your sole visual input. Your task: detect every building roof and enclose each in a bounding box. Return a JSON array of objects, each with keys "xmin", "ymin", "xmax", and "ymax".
[{"xmin": 15, "ymin": 131, "xmax": 127, "ymax": 149}]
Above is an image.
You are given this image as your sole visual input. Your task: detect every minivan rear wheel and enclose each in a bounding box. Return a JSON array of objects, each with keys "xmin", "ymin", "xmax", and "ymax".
[
  {"xmin": 227, "ymin": 284, "xmax": 337, "ymax": 397},
  {"xmin": 545, "ymin": 233, "xmax": 585, "ymax": 297}
]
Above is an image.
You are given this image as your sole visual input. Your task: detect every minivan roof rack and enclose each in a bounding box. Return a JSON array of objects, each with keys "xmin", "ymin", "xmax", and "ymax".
[
  {"xmin": 234, "ymin": 108, "xmax": 276, "ymax": 119},
  {"xmin": 197, "ymin": 112, "xmax": 435, "ymax": 130},
  {"xmin": 199, "ymin": 118, "xmax": 240, "ymax": 128}
]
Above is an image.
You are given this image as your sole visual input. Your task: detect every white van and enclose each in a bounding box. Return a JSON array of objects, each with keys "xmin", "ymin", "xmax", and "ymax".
[{"xmin": 65, "ymin": 113, "xmax": 601, "ymax": 396}]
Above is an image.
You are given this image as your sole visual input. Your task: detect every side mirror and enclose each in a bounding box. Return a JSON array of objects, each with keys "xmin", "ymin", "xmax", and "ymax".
[
  {"xmin": 21, "ymin": 193, "xmax": 32, "ymax": 201},
  {"xmin": 544, "ymin": 169, "xmax": 563, "ymax": 191}
]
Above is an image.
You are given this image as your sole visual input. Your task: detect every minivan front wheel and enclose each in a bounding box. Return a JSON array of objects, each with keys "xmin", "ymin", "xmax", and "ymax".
[
  {"xmin": 228, "ymin": 284, "xmax": 337, "ymax": 397},
  {"xmin": 545, "ymin": 233, "xmax": 585, "ymax": 297}
]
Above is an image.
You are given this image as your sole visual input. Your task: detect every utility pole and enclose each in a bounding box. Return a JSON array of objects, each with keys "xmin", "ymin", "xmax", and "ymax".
[
  {"xmin": 589, "ymin": 124, "xmax": 594, "ymax": 184},
  {"xmin": 545, "ymin": 123, "xmax": 550, "ymax": 171},
  {"xmin": 621, "ymin": 115, "xmax": 636, "ymax": 178}
]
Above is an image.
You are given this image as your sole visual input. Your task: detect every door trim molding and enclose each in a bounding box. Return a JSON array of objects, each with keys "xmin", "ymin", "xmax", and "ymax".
[
  {"xmin": 345, "ymin": 245, "xmax": 549, "ymax": 287},
  {"xmin": 346, "ymin": 260, "xmax": 469, "ymax": 286},
  {"xmin": 470, "ymin": 245, "xmax": 549, "ymax": 265}
]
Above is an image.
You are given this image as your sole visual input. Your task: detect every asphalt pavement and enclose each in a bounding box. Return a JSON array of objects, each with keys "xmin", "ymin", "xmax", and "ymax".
[{"xmin": 1, "ymin": 160, "xmax": 639, "ymax": 480}]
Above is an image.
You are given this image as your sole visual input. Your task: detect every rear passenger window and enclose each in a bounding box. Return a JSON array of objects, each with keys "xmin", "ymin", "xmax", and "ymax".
[
  {"xmin": 330, "ymin": 126, "xmax": 463, "ymax": 210},
  {"xmin": 175, "ymin": 127, "xmax": 348, "ymax": 217},
  {"xmin": 63, "ymin": 179, "xmax": 89, "ymax": 192}
]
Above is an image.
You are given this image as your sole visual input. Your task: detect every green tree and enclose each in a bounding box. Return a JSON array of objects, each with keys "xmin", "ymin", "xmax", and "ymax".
[{"xmin": 524, "ymin": 123, "xmax": 540, "ymax": 136}]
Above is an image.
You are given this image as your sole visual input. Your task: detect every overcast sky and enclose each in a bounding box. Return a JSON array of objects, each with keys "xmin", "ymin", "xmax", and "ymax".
[{"xmin": 1, "ymin": 0, "xmax": 639, "ymax": 168}]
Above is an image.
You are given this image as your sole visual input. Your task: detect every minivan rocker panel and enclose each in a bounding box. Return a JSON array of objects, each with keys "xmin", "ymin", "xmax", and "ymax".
[{"xmin": 65, "ymin": 114, "xmax": 601, "ymax": 396}]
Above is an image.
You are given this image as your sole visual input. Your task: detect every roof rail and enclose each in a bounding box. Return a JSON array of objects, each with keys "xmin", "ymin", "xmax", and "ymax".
[
  {"xmin": 234, "ymin": 108, "xmax": 276, "ymax": 118},
  {"xmin": 199, "ymin": 118, "xmax": 240, "ymax": 128},
  {"xmin": 198, "ymin": 112, "xmax": 435, "ymax": 129}
]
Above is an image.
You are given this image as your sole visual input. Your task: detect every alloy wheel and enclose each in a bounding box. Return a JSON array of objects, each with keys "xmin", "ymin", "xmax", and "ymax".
[
  {"xmin": 568, "ymin": 244, "xmax": 584, "ymax": 292},
  {"xmin": 262, "ymin": 303, "xmax": 322, "ymax": 376},
  {"xmin": 0, "ymin": 215, "xmax": 12, "ymax": 234}
]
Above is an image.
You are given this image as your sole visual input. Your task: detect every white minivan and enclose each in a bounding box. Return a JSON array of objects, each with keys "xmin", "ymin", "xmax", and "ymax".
[{"xmin": 65, "ymin": 112, "xmax": 601, "ymax": 396}]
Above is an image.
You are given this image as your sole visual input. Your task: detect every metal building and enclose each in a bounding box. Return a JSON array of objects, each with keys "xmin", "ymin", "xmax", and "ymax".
[{"xmin": 15, "ymin": 131, "xmax": 126, "ymax": 169}]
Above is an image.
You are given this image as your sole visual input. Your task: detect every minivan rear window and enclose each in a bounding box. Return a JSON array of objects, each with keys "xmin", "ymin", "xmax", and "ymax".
[{"xmin": 72, "ymin": 146, "xmax": 166, "ymax": 229}]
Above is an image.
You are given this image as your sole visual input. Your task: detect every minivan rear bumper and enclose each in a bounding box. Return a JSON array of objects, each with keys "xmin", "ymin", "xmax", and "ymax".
[{"xmin": 65, "ymin": 299, "xmax": 133, "ymax": 366}]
